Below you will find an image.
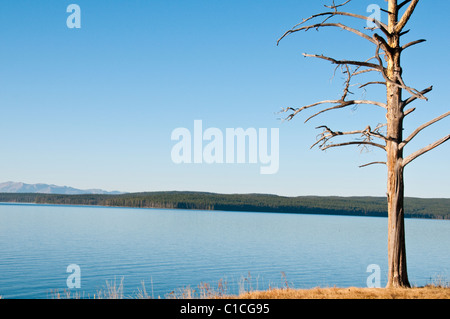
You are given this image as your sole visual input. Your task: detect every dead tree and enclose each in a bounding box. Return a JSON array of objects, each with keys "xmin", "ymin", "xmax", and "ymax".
[{"xmin": 278, "ymin": 0, "xmax": 449, "ymax": 288}]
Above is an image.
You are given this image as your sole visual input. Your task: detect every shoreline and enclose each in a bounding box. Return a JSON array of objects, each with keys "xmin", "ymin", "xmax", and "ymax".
[
  {"xmin": 0, "ymin": 195, "xmax": 449, "ymax": 220},
  {"xmin": 0, "ymin": 200, "xmax": 448, "ymax": 221}
]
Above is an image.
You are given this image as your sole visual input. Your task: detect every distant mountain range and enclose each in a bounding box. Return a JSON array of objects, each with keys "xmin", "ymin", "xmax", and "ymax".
[{"xmin": 0, "ymin": 181, "xmax": 124, "ymax": 195}]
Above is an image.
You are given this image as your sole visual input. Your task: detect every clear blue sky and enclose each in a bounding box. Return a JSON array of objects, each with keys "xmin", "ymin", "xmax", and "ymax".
[{"xmin": 0, "ymin": 0, "xmax": 448, "ymax": 197}]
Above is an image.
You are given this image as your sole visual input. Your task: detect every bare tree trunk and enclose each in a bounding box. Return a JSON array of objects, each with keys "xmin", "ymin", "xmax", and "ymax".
[
  {"xmin": 386, "ymin": 135, "xmax": 409, "ymax": 287},
  {"xmin": 385, "ymin": 0, "xmax": 410, "ymax": 288}
]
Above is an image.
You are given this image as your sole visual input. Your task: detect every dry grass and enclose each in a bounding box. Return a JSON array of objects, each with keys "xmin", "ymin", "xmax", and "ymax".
[
  {"xmin": 166, "ymin": 279, "xmax": 230, "ymax": 299},
  {"xmin": 21, "ymin": 274, "xmax": 450, "ymax": 300},
  {"xmin": 16, "ymin": 285, "xmax": 450, "ymax": 300},
  {"xmin": 225, "ymin": 273, "xmax": 450, "ymax": 299},
  {"xmin": 168, "ymin": 274, "xmax": 450, "ymax": 299},
  {"xmin": 50, "ymin": 277, "xmax": 126, "ymax": 299},
  {"xmin": 233, "ymin": 286, "xmax": 450, "ymax": 299}
]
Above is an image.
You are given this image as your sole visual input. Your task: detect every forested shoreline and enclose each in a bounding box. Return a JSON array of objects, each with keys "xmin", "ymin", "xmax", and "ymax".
[{"xmin": 0, "ymin": 192, "xmax": 448, "ymax": 220}]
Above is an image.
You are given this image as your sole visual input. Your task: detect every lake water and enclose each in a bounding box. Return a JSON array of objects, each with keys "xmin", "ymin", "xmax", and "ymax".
[{"xmin": 0, "ymin": 203, "xmax": 448, "ymax": 299}]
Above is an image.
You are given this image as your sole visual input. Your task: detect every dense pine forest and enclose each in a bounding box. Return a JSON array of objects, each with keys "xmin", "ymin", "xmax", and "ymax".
[{"xmin": 0, "ymin": 192, "xmax": 448, "ymax": 220}]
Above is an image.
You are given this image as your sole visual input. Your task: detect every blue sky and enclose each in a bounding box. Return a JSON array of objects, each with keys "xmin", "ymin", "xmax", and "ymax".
[{"xmin": 0, "ymin": 0, "xmax": 448, "ymax": 197}]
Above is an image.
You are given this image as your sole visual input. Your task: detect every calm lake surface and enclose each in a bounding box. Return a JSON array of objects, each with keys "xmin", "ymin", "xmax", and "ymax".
[{"xmin": 0, "ymin": 203, "xmax": 448, "ymax": 298}]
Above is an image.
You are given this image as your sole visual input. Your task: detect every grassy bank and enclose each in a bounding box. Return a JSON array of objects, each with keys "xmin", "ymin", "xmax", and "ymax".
[
  {"xmin": 234, "ymin": 286, "xmax": 450, "ymax": 299},
  {"xmin": 2, "ymin": 277, "xmax": 446, "ymax": 299},
  {"xmin": 46, "ymin": 285, "xmax": 450, "ymax": 299},
  {"xmin": 41, "ymin": 275, "xmax": 449, "ymax": 299}
]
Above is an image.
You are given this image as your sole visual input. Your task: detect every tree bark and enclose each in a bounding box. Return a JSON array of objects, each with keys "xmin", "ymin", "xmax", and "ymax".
[
  {"xmin": 385, "ymin": 0, "xmax": 410, "ymax": 288},
  {"xmin": 386, "ymin": 144, "xmax": 410, "ymax": 288}
]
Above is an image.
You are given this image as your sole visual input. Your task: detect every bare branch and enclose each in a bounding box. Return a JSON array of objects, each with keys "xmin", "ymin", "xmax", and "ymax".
[
  {"xmin": 359, "ymin": 81, "xmax": 386, "ymax": 89},
  {"xmin": 401, "ymin": 86, "xmax": 433, "ymax": 109},
  {"xmin": 403, "ymin": 135, "xmax": 450, "ymax": 167},
  {"xmin": 399, "ymin": 111, "xmax": 450, "ymax": 150},
  {"xmin": 321, "ymin": 141, "xmax": 386, "ymax": 151},
  {"xmin": 311, "ymin": 125, "xmax": 387, "ymax": 151},
  {"xmin": 283, "ymin": 100, "xmax": 342, "ymax": 120},
  {"xmin": 359, "ymin": 161, "xmax": 386, "ymax": 168},
  {"xmin": 339, "ymin": 64, "xmax": 352, "ymax": 101},
  {"xmin": 403, "ymin": 107, "xmax": 416, "ymax": 117},
  {"xmin": 395, "ymin": 0, "xmax": 420, "ymax": 33},
  {"xmin": 352, "ymin": 68, "xmax": 380, "ymax": 76},
  {"xmin": 373, "ymin": 33, "xmax": 391, "ymax": 54},
  {"xmin": 303, "ymin": 53, "xmax": 383, "ymax": 71},
  {"xmin": 278, "ymin": 22, "xmax": 377, "ymax": 46},
  {"xmin": 280, "ymin": 8, "xmax": 390, "ymax": 41},
  {"xmin": 398, "ymin": 0, "xmax": 412, "ymax": 11},
  {"xmin": 396, "ymin": 72, "xmax": 428, "ymax": 101},
  {"xmin": 373, "ymin": 39, "xmax": 386, "ymax": 68},
  {"xmin": 402, "ymin": 39, "xmax": 426, "ymax": 50},
  {"xmin": 324, "ymin": 0, "xmax": 352, "ymax": 11},
  {"xmin": 304, "ymin": 99, "xmax": 386, "ymax": 123},
  {"xmin": 283, "ymin": 98, "xmax": 386, "ymax": 122},
  {"xmin": 399, "ymin": 30, "xmax": 410, "ymax": 37}
]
